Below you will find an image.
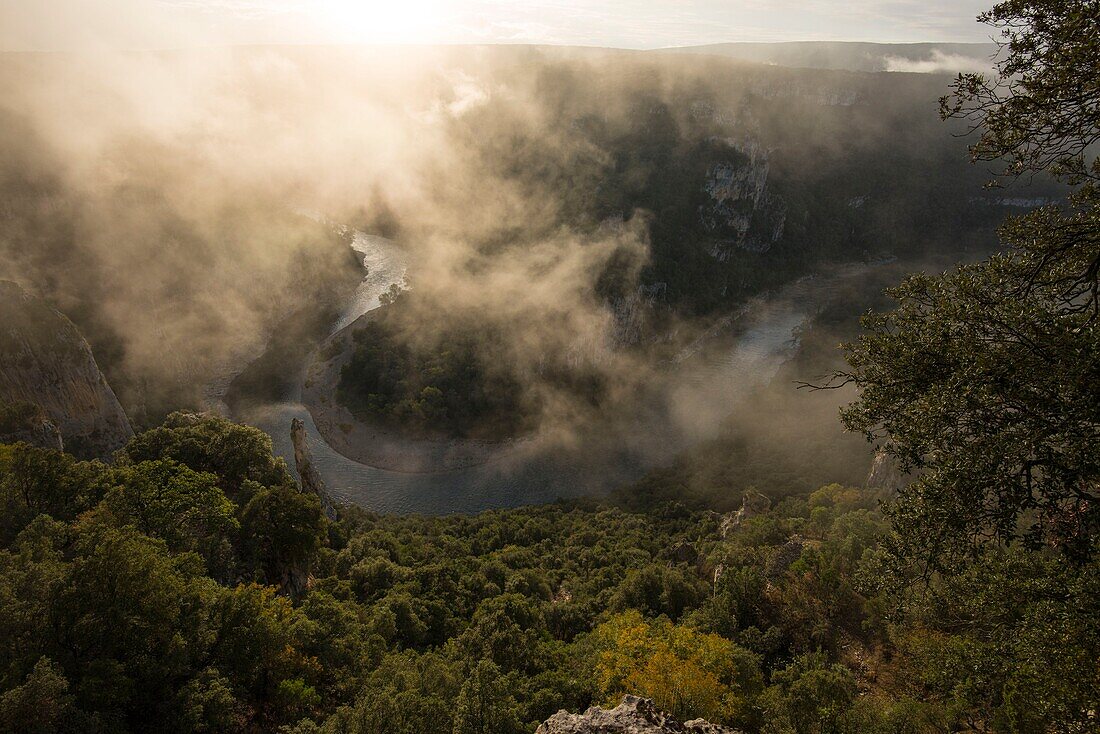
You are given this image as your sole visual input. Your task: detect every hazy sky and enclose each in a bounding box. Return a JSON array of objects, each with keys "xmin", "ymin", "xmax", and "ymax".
[{"xmin": 2, "ymin": 0, "xmax": 995, "ymax": 51}]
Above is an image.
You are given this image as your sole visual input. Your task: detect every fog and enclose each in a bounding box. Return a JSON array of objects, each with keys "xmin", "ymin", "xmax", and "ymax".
[
  {"xmin": 0, "ymin": 40, "xmax": 1006, "ymax": 491},
  {"xmin": 883, "ymin": 49, "xmax": 994, "ymax": 74},
  {"xmin": 1, "ymin": 46, "xmax": 657, "ymax": 427}
]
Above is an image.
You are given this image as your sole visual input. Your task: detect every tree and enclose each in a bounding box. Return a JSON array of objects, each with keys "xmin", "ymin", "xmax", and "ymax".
[
  {"xmin": 335, "ymin": 651, "xmax": 459, "ymax": 734},
  {"xmin": 941, "ymin": 0, "xmax": 1099, "ymax": 185},
  {"xmin": 588, "ymin": 611, "xmax": 762, "ymax": 727},
  {"xmin": 451, "ymin": 594, "xmax": 546, "ymax": 673},
  {"xmin": 609, "ymin": 564, "xmax": 707, "ymax": 620},
  {"xmin": 0, "ymin": 657, "xmax": 85, "ymax": 734},
  {"xmin": 452, "ymin": 659, "xmax": 523, "ymax": 734},
  {"xmin": 240, "ymin": 484, "xmax": 327, "ymax": 589},
  {"xmin": 172, "ymin": 668, "xmax": 242, "ymax": 734},
  {"xmin": 821, "ymin": 3, "xmax": 1100, "ymax": 727},
  {"xmin": 890, "ymin": 546, "xmax": 1100, "ymax": 733},
  {"xmin": 208, "ymin": 583, "xmax": 317, "ymax": 728},
  {"xmin": 759, "ymin": 653, "xmax": 858, "ymax": 734},
  {"xmin": 48, "ymin": 525, "xmax": 219, "ymax": 729},
  {"xmin": 0, "ymin": 444, "xmax": 106, "ymax": 540},
  {"xmin": 97, "ymin": 460, "xmax": 239, "ymax": 577},
  {"xmin": 833, "ymin": 0, "xmax": 1100, "ymax": 567},
  {"xmin": 120, "ymin": 412, "xmax": 293, "ymax": 502}
]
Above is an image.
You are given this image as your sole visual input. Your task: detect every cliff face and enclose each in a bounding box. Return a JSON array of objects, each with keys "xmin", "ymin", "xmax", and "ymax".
[
  {"xmin": 699, "ymin": 141, "xmax": 787, "ymax": 259},
  {"xmin": 537, "ymin": 696, "xmax": 741, "ymax": 734},
  {"xmin": 290, "ymin": 417, "xmax": 339, "ymax": 521},
  {"xmin": 865, "ymin": 450, "xmax": 909, "ymax": 493},
  {"xmin": 0, "ymin": 281, "xmax": 132, "ymax": 459}
]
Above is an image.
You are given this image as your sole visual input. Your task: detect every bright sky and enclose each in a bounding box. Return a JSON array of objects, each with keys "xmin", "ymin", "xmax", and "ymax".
[{"xmin": 1, "ymin": 0, "xmax": 994, "ymax": 52}]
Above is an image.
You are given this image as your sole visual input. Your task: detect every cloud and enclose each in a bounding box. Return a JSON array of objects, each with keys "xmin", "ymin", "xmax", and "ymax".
[
  {"xmin": 0, "ymin": 45, "xmax": 673, "ymax": 431},
  {"xmin": 884, "ymin": 49, "xmax": 994, "ymax": 74}
]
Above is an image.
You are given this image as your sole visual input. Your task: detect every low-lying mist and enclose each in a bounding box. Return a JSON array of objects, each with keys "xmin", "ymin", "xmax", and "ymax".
[{"xmin": 0, "ymin": 43, "xmax": 1031, "ymax": 478}]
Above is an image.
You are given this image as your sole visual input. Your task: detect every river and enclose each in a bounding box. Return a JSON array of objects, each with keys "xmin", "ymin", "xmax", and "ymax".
[{"xmin": 244, "ymin": 232, "xmax": 870, "ymax": 515}]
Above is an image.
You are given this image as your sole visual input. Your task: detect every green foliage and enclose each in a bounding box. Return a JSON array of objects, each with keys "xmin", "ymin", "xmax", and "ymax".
[
  {"xmin": 609, "ymin": 564, "xmax": 708, "ymax": 620},
  {"xmin": 2, "ymin": 411, "xmax": 1096, "ymax": 731},
  {"xmin": 120, "ymin": 411, "xmax": 293, "ymax": 500},
  {"xmin": 335, "ymin": 651, "xmax": 460, "ymax": 734},
  {"xmin": 841, "ymin": 0, "xmax": 1100, "ymax": 568},
  {"xmin": 4, "ymin": 7, "xmax": 1098, "ymax": 729},
  {"xmin": 760, "ymin": 653, "xmax": 857, "ymax": 734},
  {"xmin": 0, "ymin": 443, "xmax": 107, "ymax": 541},
  {"xmin": 97, "ymin": 460, "xmax": 238, "ymax": 576},
  {"xmin": 840, "ymin": 225, "xmax": 1100, "ymax": 565},
  {"xmin": 820, "ymin": 7, "xmax": 1100, "ymax": 732},
  {"xmin": 587, "ymin": 611, "xmax": 763, "ymax": 727},
  {"xmin": 942, "ymin": 0, "xmax": 1099, "ymax": 184},
  {"xmin": 893, "ymin": 546, "xmax": 1100, "ymax": 733},
  {"xmin": 240, "ymin": 484, "xmax": 327, "ymax": 587},
  {"xmin": 0, "ymin": 658, "xmax": 84, "ymax": 734},
  {"xmin": 452, "ymin": 659, "xmax": 524, "ymax": 734},
  {"xmin": 336, "ymin": 304, "xmax": 536, "ymax": 440},
  {"xmin": 0, "ymin": 400, "xmax": 42, "ymax": 434}
]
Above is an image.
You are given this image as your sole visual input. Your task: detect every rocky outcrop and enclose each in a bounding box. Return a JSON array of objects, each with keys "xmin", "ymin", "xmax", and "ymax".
[
  {"xmin": 720, "ymin": 488, "xmax": 771, "ymax": 537},
  {"xmin": 0, "ymin": 281, "xmax": 132, "ymax": 459},
  {"xmin": 865, "ymin": 450, "xmax": 909, "ymax": 493},
  {"xmin": 700, "ymin": 141, "xmax": 787, "ymax": 257},
  {"xmin": 766, "ymin": 535, "xmax": 806, "ymax": 579},
  {"xmin": 668, "ymin": 540, "xmax": 699, "ymax": 566},
  {"xmin": 537, "ymin": 696, "xmax": 741, "ymax": 734},
  {"xmin": 291, "ymin": 417, "xmax": 339, "ymax": 520}
]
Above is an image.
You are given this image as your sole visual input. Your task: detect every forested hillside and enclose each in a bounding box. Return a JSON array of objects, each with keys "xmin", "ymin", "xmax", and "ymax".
[{"xmin": 2, "ymin": 413, "xmax": 1093, "ymax": 733}]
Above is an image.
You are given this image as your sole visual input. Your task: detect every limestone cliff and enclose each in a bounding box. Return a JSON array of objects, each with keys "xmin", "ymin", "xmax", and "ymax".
[
  {"xmin": 720, "ymin": 487, "xmax": 771, "ymax": 537},
  {"xmin": 537, "ymin": 696, "xmax": 740, "ymax": 734},
  {"xmin": 290, "ymin": 417, "xmax": 339, "ymax": 520},
  {"xmin": 699, "ymin": 140, "xmax": 787, "ymax": 258},
  {"xmin": 0, "ymin": 281, "xmax": 132, "ymax": 459},
  {"xmin": 865, "ymin": 449, "xmax": 909, "ymax": 493}
]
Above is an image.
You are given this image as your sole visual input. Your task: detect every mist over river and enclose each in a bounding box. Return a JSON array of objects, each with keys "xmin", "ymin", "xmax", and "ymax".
[{"xmin": 242, "ymin": 232, "xmax": 869, "ymax": 515}]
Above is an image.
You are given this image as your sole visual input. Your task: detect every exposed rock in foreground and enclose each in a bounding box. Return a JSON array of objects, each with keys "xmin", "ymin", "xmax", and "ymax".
[
  {"xmin": 537, "ymin": 696, "xmax": 741, "ymax": 734},
  {"xmin": 0, "ymin": 281, "xmax": 132, "ymax": 459}
]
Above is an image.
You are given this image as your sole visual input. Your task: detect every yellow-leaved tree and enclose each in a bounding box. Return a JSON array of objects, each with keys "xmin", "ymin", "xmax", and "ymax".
[{"xmin": 585, "ymin": 611, "xmax": 762, "ymax": 727}]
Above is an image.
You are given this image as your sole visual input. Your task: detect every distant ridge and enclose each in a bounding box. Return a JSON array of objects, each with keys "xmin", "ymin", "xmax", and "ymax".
[{"xmin": 658, "ymin": 41, "xmax": 997, "ymax": 73}]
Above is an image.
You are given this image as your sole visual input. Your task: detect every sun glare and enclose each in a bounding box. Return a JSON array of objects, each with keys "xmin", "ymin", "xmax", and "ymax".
[{"xmin": 312, "ymin": 0, "xmax": 444, "ymax": 44}]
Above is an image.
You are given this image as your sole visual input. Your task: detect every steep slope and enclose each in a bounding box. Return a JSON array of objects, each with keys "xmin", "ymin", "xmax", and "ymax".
[{"xmin": 0, "ymin": 280, "xmax": 132, "ymax": 458}]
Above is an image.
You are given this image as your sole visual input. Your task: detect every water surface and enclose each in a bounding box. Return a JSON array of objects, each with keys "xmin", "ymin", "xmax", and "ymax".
[{"xmin": 247, "ymin": 235, "xmax": 859, "ymax": 514}]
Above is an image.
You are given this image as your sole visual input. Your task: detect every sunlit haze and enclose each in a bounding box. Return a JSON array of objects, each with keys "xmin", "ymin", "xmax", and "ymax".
[{"xmin": 1, "ymin": 0, "xmax": 994, "ymax": 51}]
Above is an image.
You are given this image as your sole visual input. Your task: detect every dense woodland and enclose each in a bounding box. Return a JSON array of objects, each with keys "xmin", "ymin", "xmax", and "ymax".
[
  {"xmin": 335, "ymin": 291, "xmax": 540, "ymax": 440},
  {"xmin": 334, "ymin": 287, "xmax": 615, "ymax": 440},
  {"xmin": 1, "ymin": 0, "xmax": 1098, "ymax": 732},
  {"xmin": 0, "ymin": 412, "xmax": 1094, "ymax": 733}
]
